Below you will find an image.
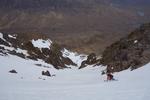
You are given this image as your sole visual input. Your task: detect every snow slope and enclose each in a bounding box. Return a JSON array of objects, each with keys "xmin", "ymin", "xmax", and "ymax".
[
  {"xmin": 62, "ymin": 49, "xmax": 87, "ymax": 66},
  {"xmin": 0, "ymin": 54, "xmax": 150, "ymax": 100}
]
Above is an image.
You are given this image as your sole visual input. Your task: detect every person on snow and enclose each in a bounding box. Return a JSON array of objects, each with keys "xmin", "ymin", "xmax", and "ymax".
[
  {"xmin": 106, "ymin": 66, "xmax": 115, "ymax": 81},
  {"xmin": 107, "ymin": 73, "xmax": 114, "ymax": 81}
]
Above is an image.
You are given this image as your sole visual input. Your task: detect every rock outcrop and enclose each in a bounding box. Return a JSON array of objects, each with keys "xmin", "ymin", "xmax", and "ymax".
[
  {"xmin": 100, "ymin": 23, "xmax": 150, "ymax": 72},
  {"xmin": 79, "ymin": 53, "xmax": 99, "ymax": 69},
  {"xmin": 42, "ymin": 70, "xmax": 51, "ymax": 77},
  {"xmin": 9, "ymin": 69, "xmax": 17, "ymax": 74},
  {"xmin": 0, "ymin": 32, "xmax": 76, "ymax": 69}
]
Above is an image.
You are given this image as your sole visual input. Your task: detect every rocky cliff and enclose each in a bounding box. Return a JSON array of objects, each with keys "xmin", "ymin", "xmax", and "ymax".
[
  {"xmin": 100, "ymin": 23, "xmax": 150, "ymax": 72},
  {"xmin": 0, "ymin": 32, "xmax": 83, "ymax": 69}
]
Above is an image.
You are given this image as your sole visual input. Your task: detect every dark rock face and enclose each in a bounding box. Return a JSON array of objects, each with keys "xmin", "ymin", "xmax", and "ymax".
[
  {"xmin": 63, "ymin": 57, "xmax": 77, "ymax": 66},
  {"xmin": 79, "ymin": 53, "xmax": 99, "ymax": 69},
  {"xmin": 0, "ymin": 39, "xmax": 9, "ymax": 46},
  {"xmin": 9, "ymin": 69, "xmax": 17, "ymax": 73},
  {"xmin": 44, "ymin": 43, "xmax": 76, "ymax": 69},
  {"xmin": 42, "ymin": 70, "xmax": 51, "ymax": 77},
  {"xmin": 100, "ymin": 23, "xmax": 150, "ymax": 72},
  {"xmin": 0, "ymin": 33, "xmax": 76, "ymax": 69}
]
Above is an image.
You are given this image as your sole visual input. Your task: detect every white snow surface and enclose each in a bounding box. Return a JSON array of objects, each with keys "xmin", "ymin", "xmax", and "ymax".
[
  {"xmin": 0, "ymin": 54, "xmax": 150, "ymax": 100},
  {"xmin": 32, "ymin": 39, "xmax": 52, "ymax": 49},
  {"xmin": 62, "ymin": 49, "xmax": 87, "ymax": 66}
]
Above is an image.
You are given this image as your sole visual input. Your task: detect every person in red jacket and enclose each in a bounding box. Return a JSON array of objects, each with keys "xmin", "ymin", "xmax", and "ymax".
[{"xmin": 107, "ymin": 73, "xmax": 114, "ymax": 81}]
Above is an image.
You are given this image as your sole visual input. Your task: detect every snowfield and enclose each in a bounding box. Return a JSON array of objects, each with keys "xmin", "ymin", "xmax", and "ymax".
[{"xmin": 0, "ymin": 54, "xmax": 150, "ymax": 100}]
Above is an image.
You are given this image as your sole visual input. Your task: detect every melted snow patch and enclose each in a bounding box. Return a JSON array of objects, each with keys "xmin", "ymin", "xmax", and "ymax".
[
  {"xmin": 15, "ymin": 48, "xmax": 29, "ymax": 56},
  {"xmin": 32, "ymin": 39, "xmax": 52, "ymax": 49},
  {"xmin": 0, "ymin": 32, "xmax": 7, "ymax": 42},
  {"xmin": 134, "ymin": 40, "xmax": 138, "ymax": 44},
  {"xmin": 62, "ymin": 49, "xmax": 87, "ymax": 66},
  {"xmin": 8, "ymin": 34, "xmax": 17, "ymax": 39}
]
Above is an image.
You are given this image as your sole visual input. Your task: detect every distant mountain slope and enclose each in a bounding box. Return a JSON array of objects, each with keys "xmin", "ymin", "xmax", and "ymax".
[
  {"xmin": 107, "ymin": 0, "xmax": 150, "ymax": 6},
  {"xmin": 0, "ymin": 0, "xmax": 149, "ymax": 54}
]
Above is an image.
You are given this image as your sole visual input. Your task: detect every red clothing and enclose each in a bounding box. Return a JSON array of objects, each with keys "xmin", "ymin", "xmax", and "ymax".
[{"xmin": 107, "ymin": 73, "xmax": 113, "ymax": 80}]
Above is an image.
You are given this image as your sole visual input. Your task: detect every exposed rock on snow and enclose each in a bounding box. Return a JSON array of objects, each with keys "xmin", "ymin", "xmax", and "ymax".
[
  {"xmin": 79, "ymin": 53, "xmax": 100, "ymax": 69},
  {"xmin": 62, "ymin": 49, "xmax": 87, "ymax": 66},
  {"xmin": 9, "ymin": 69, "xmax": 17, "ymax": 74},
  {"xmin": 0, "ymin": 32, "xmax": 78, "ymax": 69},
  {"xmin": 42, "ymin": 70, "xmax": 51, "ymax": 77}
]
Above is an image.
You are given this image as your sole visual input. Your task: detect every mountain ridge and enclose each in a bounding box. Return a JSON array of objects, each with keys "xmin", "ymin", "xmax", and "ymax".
[{"xmin": 0, "ymin": 0, "xmax": 150, "ymax": 54}]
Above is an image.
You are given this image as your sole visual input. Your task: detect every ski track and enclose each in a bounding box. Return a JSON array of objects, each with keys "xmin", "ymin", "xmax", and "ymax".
[{"xmin": 0, "ymin": 54, "xmax": 150, "ymax": 100}]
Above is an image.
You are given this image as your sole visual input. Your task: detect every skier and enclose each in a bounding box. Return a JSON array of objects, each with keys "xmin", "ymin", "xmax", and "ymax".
[
  {"xmin": 107, "ymin": 73, "xmax": 114, "ymax": 81},
  {"xmin": 105, "ymin": 66, "xmax": 116, "ymax": 81}
]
